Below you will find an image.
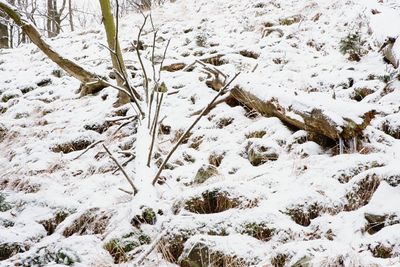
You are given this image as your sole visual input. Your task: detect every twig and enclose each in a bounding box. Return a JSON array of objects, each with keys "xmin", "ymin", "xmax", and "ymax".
[
  {"xmin": 99, "ymin": 44, "xmax": 142, "ymax": 102},
  {"xmin": 106, "ymin": 115, "xmax": 136, "ymax": 122},
  {"xmin": 112, "ymin": 119, "xmax": 134, "ymax": 135},
  {"xmin": 190, "ymin": 95, "xmax": 230, "ymax": 116},
  {"xmin": 152, "ymin": 73, "xmax": 241, "ymax": 185},
  {"xmin": 113, "ymin": 0, "xmax": 143, "ymax": 102},
  {"xmin": 148, "ymin": 18, "xmax": 158, "ymax": 129},
  {"xmin": 122, "ymin": 154, "xmax": 136, "ymax": 167},
  {"xmin": 103, "ymin": 144, "xmax": 138, "ymax": 195},
  {"xmin": 147, "ymin": 92, "xmax": 164, "ymax": 166},
  {"xmin": 117, "ymin": 150, "xmax": 135, "ymax": 156},
  {"xmin": 135, "ymin": 15, "xmax": 149, "ymax": 103},
  {"xmin": 158, "ymin": 39, "xmax": 171, "ymax": 80},
  {"xmin": 133, "ymin": 229, "xmax": 167, "ymax": 266},
  {"xmin": 112, "ymin": 154, "xmax": 136, "ymax": 174},
  {"xmin": 118, "ymin": 187, "xmax": 133, "ymax": 195},
  {"xmin": 72, "ymin": 139, "xmax": 104, "ymax": 160},
  {"xmin": 251, "ymin": 63, "xmax": 259, "ymax": 73},
  {"xmin": 167, "ymin": 90, "xmax": 179, "ymax": 96},
  {"xmin": 98, "ymin": 79, "xmax": 144, "ymax": 116}
]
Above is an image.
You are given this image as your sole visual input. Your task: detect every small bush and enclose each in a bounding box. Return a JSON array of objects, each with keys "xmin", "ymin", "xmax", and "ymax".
[{"xmin": 339, "ymin": 32, "xmax": 366, "ymax": 61}]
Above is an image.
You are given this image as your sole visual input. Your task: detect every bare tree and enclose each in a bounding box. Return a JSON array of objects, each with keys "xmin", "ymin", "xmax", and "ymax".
[
  {"xmin": 99, "ymin": 0, "xmax": 130, "ymax": 104},
  {"xmin": 0, "ymin": 1, "xmax": 108, "ymax": 91},
  {"xmin": 68, "ymin": 0, "xmax": 73, "ymax": 31},
  {"xmin": 46, "ymin": 0, "xmax": 67, "ymax": 38},
  {"xmin": 0, "ymin": 1, "xmax": 9, "ymax": 48}
]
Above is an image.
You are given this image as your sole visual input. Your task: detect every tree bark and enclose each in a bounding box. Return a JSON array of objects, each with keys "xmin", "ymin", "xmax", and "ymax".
[
  {"xmin": 0, "ymin": 0, "xmax": 105, "ymax": 93},
  {"xmin": 68, "ymin": 0, "xmax": 73, "ymax": 32},
  {"xmin": 231, "ymin": 85, "xmax": 376, "ymax": 141},
  {"xmin": 99, "ymin": 0, "xmax": 130, "ymax": 104},
  {"xmin": 46, "ymin": 0, "xmax": 53, "ymax": 37},
  {"xmin": 0, "ymin": 4, "xmax": 9, "ymax": 48}
]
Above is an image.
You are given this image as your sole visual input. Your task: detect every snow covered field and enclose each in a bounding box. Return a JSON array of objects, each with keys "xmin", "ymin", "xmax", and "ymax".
[{"xmin": 1, "ymin": 0, "xmax": 400, "ymax": 266}]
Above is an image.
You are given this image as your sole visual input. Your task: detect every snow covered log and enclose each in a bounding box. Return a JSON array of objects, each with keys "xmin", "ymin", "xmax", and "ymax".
[{"xmin": 231, "ymin": 76, "xmax": 376, "ymax": 141}]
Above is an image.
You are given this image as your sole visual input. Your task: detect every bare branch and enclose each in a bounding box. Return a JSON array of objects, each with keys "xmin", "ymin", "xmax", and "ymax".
[
  {"xmin": 103, "ymin": 144, "xmax": 138, "ymax": 195},
  {"xmin": 133, "ymin": 229, "xmax": 167, "ymax": 266},
  {"xmin": 72, "ymin": 139, "xmax": 105, "ymax": 160},
  {"xmin": 147, "ymin": 92, "xmax": 164, "ymax": 166},
  {"xmin": 118, "ymin": 187, "xmax": 133, "ymax": 195},
  {"xmin": 135, "ymin": 15, "xmax": 149, "ymax": 103},
  {"xmin": 152, "ymin": 73, "xmax": 241, "ymax": 185}
]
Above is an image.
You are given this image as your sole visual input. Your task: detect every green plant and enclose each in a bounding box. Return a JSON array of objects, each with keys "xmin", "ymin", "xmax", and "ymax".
[
  {"xmin": 339, "ymin": 32, "xmax": 366, "ymax": 61},
  {"xmin": 0, "ymin": 193, "xmax": 11, "ymax": 212},
  {"xmin": 55, "ymin": 248, "xmax": 80, "ymax": 265}
]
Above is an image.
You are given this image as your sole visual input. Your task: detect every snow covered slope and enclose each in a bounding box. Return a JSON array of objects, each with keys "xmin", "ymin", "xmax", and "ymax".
[{"xmin": 1, "ymin": 0, "xmax": 400, "ymax": 266}]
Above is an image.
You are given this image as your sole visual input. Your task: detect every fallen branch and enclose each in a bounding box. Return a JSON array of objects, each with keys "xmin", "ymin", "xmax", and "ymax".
[
  {"xmin": 72, "ymin": 139, "xmax": 104, "ymax": 160},
  {"xmin": 118, "ymin": 187, "xmax": 134, "ymax": 195},
  {"xmin": 103, "ymin": 144, "xmax": 138, "ymax": 195},
  {"xmin": 231, "ymin": 84, "xmax": 376, "ymax": 140},
  {"xmin": 147, "ymin": 92, "xmax": 164, "ymax": 166},
  {"xmin": 106, "ymin": 115, "xmax": 137, "ymax": 122},
  {"xmin": 112, "ymin": 118, "xmax": 136, "ymax": 136},
  {"xmin": 190, "ymin": 95, "xmax": 231, "ymax": 117},
  {"xmin": 133, "ymin": 229, "xmax": 167, "ymax": 266},
  {"xmin": 112, "ymin": 154, "xmax": 136, "ymax": 174},
  {"xmin": 152, "ymin": 73, "xmax": 241, "ymax": 185}
]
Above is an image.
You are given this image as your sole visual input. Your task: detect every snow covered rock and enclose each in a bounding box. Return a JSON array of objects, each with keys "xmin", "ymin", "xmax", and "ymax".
[{"xmin": 193, "ymin": 164, "xmax": 219, "ymax": 184}]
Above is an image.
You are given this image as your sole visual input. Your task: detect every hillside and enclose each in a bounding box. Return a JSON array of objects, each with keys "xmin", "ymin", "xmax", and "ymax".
[{"xmin": 1, "ymin": 0, "xmax": 400, "ymax": 266}]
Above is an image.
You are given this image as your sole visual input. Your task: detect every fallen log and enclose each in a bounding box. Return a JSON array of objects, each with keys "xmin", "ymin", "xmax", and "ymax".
[{"xmin": 231, "ymin": 76, "xmax": 376, "ymax": 141}]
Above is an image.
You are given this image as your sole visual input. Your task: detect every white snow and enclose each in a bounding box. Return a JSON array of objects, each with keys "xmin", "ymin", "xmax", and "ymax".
[{"xmin": 1, "ymin": 0, "xmax": 400, "ymax": 266}]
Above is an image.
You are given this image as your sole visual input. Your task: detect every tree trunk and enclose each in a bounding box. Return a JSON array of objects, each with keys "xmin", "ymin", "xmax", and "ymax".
[
  {"xmin": 0, "ymin": 6, "xmax": 9, "ymax": 48},
  {"xmin": 0, "ymin": 0, "xmax": 105, "ymax": 93},
  {"xmin": 51, "ymin": 0, "xmax": 58, "ymax": 36},
  {"xmin": 46, "ymin": 0, "xmax": 53, "ymax": 37},
  {"xmin": 99, "ymin": 0, "xmax": 130, "ymax": 104},
  {"xmin": 68, "ymin": 0, "xmax": 73, "ymax": 32}
]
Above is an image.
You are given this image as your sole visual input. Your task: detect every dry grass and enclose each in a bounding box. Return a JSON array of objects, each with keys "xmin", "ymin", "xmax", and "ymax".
[
  {"xmin": 63, "ymin": 208, "xmax": 112, "ymax": 237},
  {"xmin": 345, "ymin": 174, "xmax": 380, "ymax": 211},
  {"xmin": 184, "ymin": 190, "xmax": 240, "ymax": 214}
]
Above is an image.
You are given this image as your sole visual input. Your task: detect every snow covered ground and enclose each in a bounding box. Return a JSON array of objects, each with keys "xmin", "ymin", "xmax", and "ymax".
[{"xmin": 1, "ymin": 0, "xmax": 400, "ymax": 266}]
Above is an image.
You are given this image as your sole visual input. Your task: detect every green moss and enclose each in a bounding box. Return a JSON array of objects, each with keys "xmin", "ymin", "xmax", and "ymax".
[
  {"xmin": 0, "ymin": 193, "xmax": 11, "ymax": 212},
  {"xmin": 105, "ymin": 230, "xmax": 150, "ymax": 263},
  {"xmin": 142, "ymin": 208, "xmax": 157, "ymax": 225},
  {"xmin": 0, "ymin": 219, "xmax": 14, "ymax": 228},
  {"xmin": 104, "ymin": 239, "xmax": 137, "ymax": 263},
  {"xmin": 138, "ymin": 234, "xmax": 151, "ymax": 245},
  {"xmin": 1, "ymin": 92, "xmax": 20, "ymax": 103},
  {"xmin": 55, "ymin": 248, "xmax": 80, "ymax": 265}
]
